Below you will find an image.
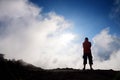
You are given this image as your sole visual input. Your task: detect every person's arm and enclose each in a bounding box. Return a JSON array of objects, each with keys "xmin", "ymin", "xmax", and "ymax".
[{"xmin": 90, "ymin": 42, "xmax": 91, "ymax": 48}]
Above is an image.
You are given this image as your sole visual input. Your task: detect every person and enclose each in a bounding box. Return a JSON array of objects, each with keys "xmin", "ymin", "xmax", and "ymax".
[{"xmin": 82, "ymin": 37, "xmax": 93, "ymax": 70}]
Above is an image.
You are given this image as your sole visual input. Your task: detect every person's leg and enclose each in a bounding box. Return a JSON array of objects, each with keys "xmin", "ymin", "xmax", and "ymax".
[
  {"xmin": 89, "ymin": 64, "xmax": 93, "ymax": 70},
  {"xmin": 88, "ymin": 54, "xmax": 93, "ymax": 70},
  {"xmin": 83, "ymin": 64, "xmax": 86, "ymax": 70},
  {"xmin": 83, "ymin": 54, "xmax": 87, "ymax": 70}
]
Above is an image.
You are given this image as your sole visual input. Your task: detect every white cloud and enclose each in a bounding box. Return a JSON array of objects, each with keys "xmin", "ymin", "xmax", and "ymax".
[
  {"xmin": 93, "ymin": 28, "xmax": 120, "ymax": 70},
  {"xmin": 0, "ymin": 0, "xmax": 82, "ymax": 69}
]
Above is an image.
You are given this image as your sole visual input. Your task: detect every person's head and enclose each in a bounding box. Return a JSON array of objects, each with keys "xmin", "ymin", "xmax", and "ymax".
[{"xmin": 85, "ymin": 37, "xmax": 89, "ymax": 41}]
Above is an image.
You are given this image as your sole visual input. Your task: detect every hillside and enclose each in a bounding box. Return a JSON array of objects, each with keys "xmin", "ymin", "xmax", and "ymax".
[{"xmin": 0, "ymin": 54, "xmax": 120, "ymax": 80}]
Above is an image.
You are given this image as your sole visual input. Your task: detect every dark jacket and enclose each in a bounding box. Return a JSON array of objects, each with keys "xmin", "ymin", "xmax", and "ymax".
[{"xmin": 83, "ymin": 40, "xmax": 91, "ymax": 53}]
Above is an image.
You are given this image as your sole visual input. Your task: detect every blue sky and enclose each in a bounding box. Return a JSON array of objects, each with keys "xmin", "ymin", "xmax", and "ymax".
[{"xmin": 30, "ymin": 0, "xmax": 120, "ymax": 39}]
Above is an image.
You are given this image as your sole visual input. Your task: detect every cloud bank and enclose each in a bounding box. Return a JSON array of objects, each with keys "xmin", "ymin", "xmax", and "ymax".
[
  {"xmin": 0, "ymin": 0, "xmax": 120, "ymax": 70},
  {"xmin": 0, "ymin": 0, "xmax": 82, "ymax": 69},
  {"xmin": 93, "ymin": 28, "xmax": 120, "ymax": 70}
]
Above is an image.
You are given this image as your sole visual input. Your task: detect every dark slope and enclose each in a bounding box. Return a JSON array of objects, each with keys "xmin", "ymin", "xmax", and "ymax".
[
  {"xmin": 0, "ymin": 54, "xmax": 120, "ymax": 80},
  {"xmin": 27, "ymin": 69, "xmax": 120, "ymax": 80}
]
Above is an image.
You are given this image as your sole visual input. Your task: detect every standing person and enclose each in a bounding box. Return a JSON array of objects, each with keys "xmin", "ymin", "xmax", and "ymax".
[{"xmin": 83, "ymin": 37, "xmax": 93, "ymax": 70}]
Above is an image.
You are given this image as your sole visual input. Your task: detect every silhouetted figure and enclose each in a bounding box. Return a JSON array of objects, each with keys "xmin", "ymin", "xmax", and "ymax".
[{"xmin": 83, "ymin": 37, "xmax": 93, "ymax": 70}]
